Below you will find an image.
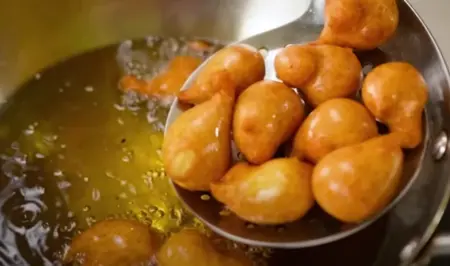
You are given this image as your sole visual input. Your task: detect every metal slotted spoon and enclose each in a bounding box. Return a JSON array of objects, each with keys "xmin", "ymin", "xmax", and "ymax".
[{"xmin": 164, "ymin": 0, "xmax": 430, "ymax": 249}]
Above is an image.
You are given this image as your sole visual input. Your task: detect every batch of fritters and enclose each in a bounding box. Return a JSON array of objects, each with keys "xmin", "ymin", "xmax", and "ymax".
[{"xmin": 163, "ymin": 0, "xmax": 428, "ymax": 225}]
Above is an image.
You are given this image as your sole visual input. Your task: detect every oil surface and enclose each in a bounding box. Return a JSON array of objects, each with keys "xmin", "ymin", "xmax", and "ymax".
[{"xmin": 0, "ymin": 37, "xmax": 242, "ymax": 265}]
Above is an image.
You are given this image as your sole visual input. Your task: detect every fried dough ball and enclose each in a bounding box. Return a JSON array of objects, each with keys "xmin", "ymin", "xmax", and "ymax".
[
  {"xmin": 275, "ymin": 44, "xmax": 361, "ymax": 106},
  {"xmin": 362, "ymin": 62, "xmax": 428, "ymax": 149},
  {"xmin": 157, "ymin": 230, "xmax": 251, "ymax": 266},
  {"xmin": 119, "ymin": 55, "xmax": 201, "ymax": 97},
  {"xmin": 64, "ymin": 219, "xmax": 157, "ymax": 266},
  {"xmin": 318, "ymin": 0, "xmax": 399, "ymax": 50},
  {"xmin": 211, "ymin": 158, "xmax": 314, "ymax": 225},
  {"xmin": 146, "ymin": 55, "xmax": 202, "ymax": 96},
  {"xmin": 181, "ymin": 69, "xmax": 237, "ymax": 104},
  {"xmin": 119, "ymin": 74, "xmax": 147, "ymax": 95},
  {"xmin": 233, "ymin": 80, "xmax": 305, "ymax": 164},
  {"xmin": 292, "ymin": 98, "xmax": 378, "ymax": 163},
  {"xmin": 162, "ymin": 84, "xmax": 235, "ymax": 191},
  {"xmin": 179, "ymin": 44, "xmax": 265, "ymax": 104},
  {"xmin": 312, "ymin": 134, "xmax": 404, "ymax": 223}
]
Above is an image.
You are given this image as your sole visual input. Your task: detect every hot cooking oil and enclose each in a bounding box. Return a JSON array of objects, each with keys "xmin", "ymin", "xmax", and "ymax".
[{"xmin": 0, "ymin": 37, "xmax": 273, "ymax": 265}]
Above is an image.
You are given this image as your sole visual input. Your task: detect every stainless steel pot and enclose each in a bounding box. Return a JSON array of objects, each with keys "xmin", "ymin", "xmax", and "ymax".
[{"xmin": 1, "ymin": 0, "xmax": 450, "ymax": 265}]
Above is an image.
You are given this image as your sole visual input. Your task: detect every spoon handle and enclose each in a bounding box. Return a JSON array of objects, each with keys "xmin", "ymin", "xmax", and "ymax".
[{"xmin": 239, "ymin": 0, "xmax": 325, "ymax": 49}]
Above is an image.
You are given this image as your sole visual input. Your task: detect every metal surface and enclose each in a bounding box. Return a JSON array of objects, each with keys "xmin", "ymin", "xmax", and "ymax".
[
  {"xmin": 0, "ymin": 0, "xmax": 449, "ymax": 265},
  {"xmin": 0, "ymin": 0, "xmax": 309, "ymax": 103},
  {"xmin": 432, "ymin": 131, "xmax": 448, "ymax": 161}
]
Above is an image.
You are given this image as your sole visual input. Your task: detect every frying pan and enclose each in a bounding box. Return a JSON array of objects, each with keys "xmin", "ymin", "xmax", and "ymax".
[{"xmin": 0, "ymin": 0, "xmax": 449, "ymax": 265}]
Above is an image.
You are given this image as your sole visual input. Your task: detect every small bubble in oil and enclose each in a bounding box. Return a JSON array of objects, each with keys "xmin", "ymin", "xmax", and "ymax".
[
  {"xmin": 154, "ymin": 209, "xmax": 165, "ymax": 218},
  {"xmin": 82, "ymin": 205, "xmax": 91, "ymax": 212},
  {"xmin": 86, "ymin": 216, "xmax": 97, "ymax": 226},
  {"xmin": 114, "ymin": 103, "xmax": 126, "ymax": 111},
  {"xmin": 61, "ymin": 221, "xmax": 77, "ymax": 232},
  {"xmin": 276, "ymin": 225, "xmax": 286, "ymax": 233},
  {"xmin": 148, "ymin": 205, "xmax": 158, "ymax": 213},
  {"xmin": 200, "ymin": 194, "xmax": 210, "ymax": 201},
  {"xmin": 105, "ymin": 171, "xmax": 115, "ymax": 178},
  {"xmin": 106, "ymin": 214, "xmax": 117, "ymax": 219},
  {"xmin": 245, "ymin": 222, "xmax": 256, "ymax": 229},
  {"xmin": 128, "ymin": 184, "xmax": 137, "ymax": 195},
  {"xmin": 42, "ymin": 221, "xmax": 50, "ymax": 230},
  {"xmin": 92, "ymin": 188, "xmax": 101, "ymax": 201},
  {"xmin": 219, "ymin": 209, "xmax": 231, "ymax": 216},
  {"xmin": 55, "ymin": 199, "xmax": 63, "ymax": 208},
  {"xmin": 53, "ymin": 170, "xmax": 63, "ymax": 177},
  {"xmin": 122, "ymin": 155, "xmax": 131, "ymax": 162},
  {"xmin": 168, "ymin": 208, "xmax": 179, "ymax": 219},
  {"xmin": 57, "ymin": 181, "xmax": 71, "ymax": 190}
]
